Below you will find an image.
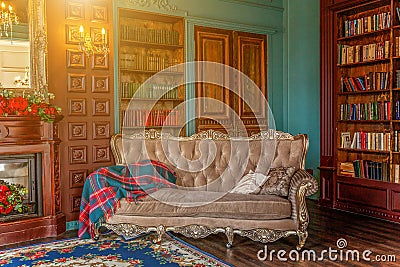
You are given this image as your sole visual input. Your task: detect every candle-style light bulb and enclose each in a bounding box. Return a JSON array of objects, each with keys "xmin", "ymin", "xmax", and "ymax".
[
  {"xmin": 8, "ymin": 5, "xmax": 12, "ymax": 12},
  {"xmin": 1, "ymin": 2, "xmax": 5, "ymax": 9},
  {"xmin": 79, "ymin": 25, "xmax": 84, "ymax": 38},
  {"xmin": 101, "ymin": 28, "xmax": 106, "ymax": 44}
]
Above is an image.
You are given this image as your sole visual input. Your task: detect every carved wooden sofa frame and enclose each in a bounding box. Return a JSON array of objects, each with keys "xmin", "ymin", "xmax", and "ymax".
[{"xmin": 95, "ymin": 129, "xmax": 318, "ymax": 250}]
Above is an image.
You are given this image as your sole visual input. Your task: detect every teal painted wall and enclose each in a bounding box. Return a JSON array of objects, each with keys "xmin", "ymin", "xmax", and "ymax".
[
  {"xmin": 284, "ymin": 0, "xmax": 320, "ymax": 194},
  {"xmin": 113, "ymin": 0, "xmax": 320, "ymax": 177},
  {"xmin": 114, "ymin": 0, "xmax": 285, "ymax": 132}
]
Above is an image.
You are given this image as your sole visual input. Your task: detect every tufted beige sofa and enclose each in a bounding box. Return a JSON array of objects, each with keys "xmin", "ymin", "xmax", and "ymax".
[{"xmin": 96, "ymin": 129, "xmax": 318, "ymax": 250}]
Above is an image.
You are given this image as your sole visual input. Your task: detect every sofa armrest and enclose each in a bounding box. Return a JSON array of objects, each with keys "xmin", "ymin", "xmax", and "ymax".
[{"xmin": 288, "ymin": 169, "xmax": 318, "ymax": 223}]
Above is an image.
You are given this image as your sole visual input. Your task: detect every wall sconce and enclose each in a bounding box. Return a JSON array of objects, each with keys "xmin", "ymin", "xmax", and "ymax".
[
  {"xmin": 0, "ymin": 1, "xmax": 19, "ymax": 42},
  {"xmin": 78, "ymin": 25, "xmax": 109, "ymax": 58},
  {"xmin": 14, "ymin": 66, "xmax": 29, "ymax": 87}
]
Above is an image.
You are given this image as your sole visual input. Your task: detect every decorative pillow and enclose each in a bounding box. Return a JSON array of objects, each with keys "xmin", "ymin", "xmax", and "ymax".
[
  {"xmin": 259, "ymin": 167, "xmax": 296, "ymax": 196},
  {"xmin": 230, "ymin": 170, "xmax": 269, "ymax": 194}
]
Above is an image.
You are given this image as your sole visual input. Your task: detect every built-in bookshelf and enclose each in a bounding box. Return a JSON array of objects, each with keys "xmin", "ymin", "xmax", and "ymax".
[
  {"xmin": 118, "ymin": 9, "xmax": 185, "ymax": 135},
  {"xmin": 333, "ymin": 0, "xmax": 400, "ymax": 223}
]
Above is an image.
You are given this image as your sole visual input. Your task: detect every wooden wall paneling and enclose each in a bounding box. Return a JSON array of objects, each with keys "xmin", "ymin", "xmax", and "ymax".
[
  {"xmin": 236, "ymin": 31, "xmax": 267, "ymax": 134},
  {"xmin": 194, "ymin": 26, "xmax": 233, "ymax": 134},
  {"xmin": 194, "ymin": 26, "xmax": 268, "ymax": 136},
  {"xmin": 47, "ymin": 0, "xmax": 114, "ymax": 222},
  {"xmin": 319, "ymin": 0, "xmax": 335, "ymax": 207}
]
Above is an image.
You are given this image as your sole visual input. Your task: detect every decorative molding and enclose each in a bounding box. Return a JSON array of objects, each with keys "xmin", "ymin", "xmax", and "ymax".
[
  {"xmin": 92, "ymin": 99, "xmax": 110, "ymax": 116},
  {"xmin": 71, "ymin": 194, "xmax": 82, "ymax": 212},
  {"xmin": 93, "ymin": 121, "xmax": 110, "ymax": 139},
  {"xmin": 54, "ymin": 143, "xmax": 61, "ymax": 213},
  {"xmin": 128, "ymin": 0, "xmax": 177, "ymax": 11},
  {"xmin": 67, "ymin": 49, "xmax": 86, "ymax": 68},
  {"xmin": 91, "ymin": 5, "xmax": 107, "ymax": 23},
  {"xmin": 69, "ymin": 169, "xmax": 87, "ymax": 188},
  {"xmin": 93, "ymin": 145, "xmax": 111, "ymax": 163},
  {"xmin": 68, "ymin": 98, "xmax": 87, "ymax": 116},
  {"xmin": 68, "ymin": 122, "xmax": 87, "ymax": 140},
  {"xmin": 218, "ymin": 0, "xmax": 283, "ymax": 12},
  {"xmin": 91, "ymin": 76, "xmax": 109, "ymax": 93},
  {"xmin": 92, "ymin": 53, "xmax": 108, "ymax": 69},
  {"xmin": 69, "ymin": 145, "xmax": 87, "ymax": 164},
  {"xmin": 68, "ymin": 73, "xmax": 86, "ymax": 92},
  {"xmin": 66, "ymin": 24, "xmax": 81, "ymax": 44},
  {"xmin": 99, "ymin": 222, "xmax": 297, "ymax": 248},
  {"xmin": 66, "ymin": 1, "xmax": 85, "ymax": 20},
  {"xmin": 122, "ymin": 129, "xmax": 171, "ymax": 140},
  {"xmin": 189, "ymin": 129, "xmax": 231, "ymax": 140},
  {"xmin": 30, "ymin": 0, "xmax": 48, "ymax": 95}
]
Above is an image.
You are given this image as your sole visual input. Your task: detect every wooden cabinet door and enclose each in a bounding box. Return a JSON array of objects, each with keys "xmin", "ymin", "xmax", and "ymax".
[
  {"xmin": 194, "ymin": 26, "xmax": 233, "ymax": 133},
  {"xmin": 194, "ymin": 26, "xmax": 268, "ymax": 135},
  {"xmin": 236, "ymin": 32, "xmax": 268, "ymax": 135}
]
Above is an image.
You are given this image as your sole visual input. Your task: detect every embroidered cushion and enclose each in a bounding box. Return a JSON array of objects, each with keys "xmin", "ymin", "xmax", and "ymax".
[{"xmin": 259, "ymin": 167, "xmax": 296, "ymax": 196}]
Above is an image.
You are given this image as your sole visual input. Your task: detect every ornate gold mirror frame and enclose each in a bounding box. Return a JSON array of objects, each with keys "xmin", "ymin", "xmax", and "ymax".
[{"xmin": 29, "ymin": 0, "xmax": 48, "ymax": 95}]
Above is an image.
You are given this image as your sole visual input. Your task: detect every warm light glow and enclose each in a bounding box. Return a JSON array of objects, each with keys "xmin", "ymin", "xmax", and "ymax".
[
  {"xmin": 78, "ymin": 26, "xmax": 109, "ymax": 58},
  {"xmin": 0, "ymin": 1, "xmax": 19, "ymax": 41}
]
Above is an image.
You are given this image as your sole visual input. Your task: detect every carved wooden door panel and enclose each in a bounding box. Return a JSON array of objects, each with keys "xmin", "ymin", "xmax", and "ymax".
[
  {"xmin": 194, "ymin": 26, "xmax": 234, "ymax": 134},
  {"xmin": 194, "ymin": 26, "xmax": 268, "ymax": 136},
  {"xmin": 236, "ymin": 31, "xmax": 267, "ymax": 135}
]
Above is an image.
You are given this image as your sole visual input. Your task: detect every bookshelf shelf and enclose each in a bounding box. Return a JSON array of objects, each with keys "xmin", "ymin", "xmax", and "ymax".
[
  {"xmin": 120, "ymin": 39, "xmax": 183, "ymax": 49},
  {"xmin": 338, "ymin": 148, "xmax": 390, "ymax": 154},
  {"xmin": 337, "ymin": 28, "xmax": 390, "ymax": 41},
  {"xmin": 121, "ymin": 98, "xmax": 184, "ymax": 102},
  {"xmin": 329, "ymin": 0, "xmax": 400, "ymax": 223},
  {"xmin": 337, "ymin": 120, "xmax": 390, "ymax": 123},
  {"xmin": 117, "ymin": 9, "xmax": 185, "ymax": 135},
  {"xmin": 337, "ymin": 58, "xmax": 390, "ymax": 68},
  {"xmin": 119, "ymin": 69, "xmax": 184, "ymax": 75},
  {"xmin": 338, "ymin": 90, "xmax": 390, "ymax": 95}
]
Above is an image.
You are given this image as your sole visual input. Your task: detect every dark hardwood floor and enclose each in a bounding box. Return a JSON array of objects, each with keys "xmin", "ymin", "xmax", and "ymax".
[{"xmin": 1, "ymin": 200, "xmax": 400, "ymax": 266}]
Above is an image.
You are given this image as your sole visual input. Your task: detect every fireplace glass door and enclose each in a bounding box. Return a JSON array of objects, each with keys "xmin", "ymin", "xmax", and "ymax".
[{"xmin": 0, "ymin": 154, "xmax": 42, "ymax": 222}]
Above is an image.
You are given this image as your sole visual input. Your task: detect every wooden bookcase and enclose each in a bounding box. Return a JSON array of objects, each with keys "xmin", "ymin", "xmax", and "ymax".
[
  {"xmin": 117, "ymin": 9, "xmax": 185, "ymax": 135},
  {"xmin": 333, "ymin": 0, "xmax": 400, "ymax": 222}
]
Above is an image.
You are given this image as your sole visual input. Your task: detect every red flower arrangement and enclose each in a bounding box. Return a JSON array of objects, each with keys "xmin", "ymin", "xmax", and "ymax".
[
  {"xmin": 0, "ymin": 179, "xmax": 27, "ymax": 215},
  {"xmin": 0, "ymin": 90, "xmax": 61, "ymax": 122}
]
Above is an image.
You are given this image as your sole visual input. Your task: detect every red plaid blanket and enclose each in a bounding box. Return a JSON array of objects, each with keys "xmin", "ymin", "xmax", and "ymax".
[{"xmin": 78, "ymin": 160, "xmax": 177, "ymax": 238}]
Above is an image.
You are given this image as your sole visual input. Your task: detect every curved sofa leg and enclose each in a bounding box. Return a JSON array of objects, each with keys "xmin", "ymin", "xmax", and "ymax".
[
  {"xmin": 153, "ymin": 225, "xmax": 165, "ymax": 243},
  {"xmin": 296, "ymin": 230, "xmax": 308, "ymax": 250},
  {"xmin": 225, "ymin": 226, "xmax": 234, "ymax": 248},
  {"xmin": 92, "ymin": 224, "xmax": 100, "ymax": 241}
]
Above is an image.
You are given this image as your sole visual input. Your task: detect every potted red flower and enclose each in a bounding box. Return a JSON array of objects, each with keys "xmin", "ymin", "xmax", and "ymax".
[
  {"xmin": 0, "ymin": 90, "xmax": 61, "ymax": 122},
  {"xmin": 0, "ymin": 180, "xmax": 27, "ymax": 215}
]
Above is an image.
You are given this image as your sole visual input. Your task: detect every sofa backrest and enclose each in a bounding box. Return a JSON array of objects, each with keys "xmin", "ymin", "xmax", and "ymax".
[{"xmin": 111, "ymin": 130, "xmax": 308, "ymax": 192}]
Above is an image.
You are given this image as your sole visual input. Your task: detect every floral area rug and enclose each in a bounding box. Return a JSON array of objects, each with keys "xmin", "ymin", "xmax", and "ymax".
[{"xmin": 0, "ymin": 233, "xmax": 233, "ymax": 267}]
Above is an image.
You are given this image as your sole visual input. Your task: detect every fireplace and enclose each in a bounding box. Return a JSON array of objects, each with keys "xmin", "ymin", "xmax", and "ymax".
[
  {"xmin": 0, "ymin": 117, "xmax": 65, "ymax": 246},
  {"xmin": 0, "ymin": 154, "xmax": 43, "ymax": 222}
]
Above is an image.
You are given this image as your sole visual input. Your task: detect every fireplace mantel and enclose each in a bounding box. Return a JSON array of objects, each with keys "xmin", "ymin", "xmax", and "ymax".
[{"xmin": 0, "ymin": 116, "xmax": 66, "ymax": 246}]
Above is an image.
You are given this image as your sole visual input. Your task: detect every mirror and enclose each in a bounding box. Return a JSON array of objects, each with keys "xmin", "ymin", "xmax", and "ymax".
[{"xmin": 0, "ymin": 0, "xmax": 47, "ymax": 94}]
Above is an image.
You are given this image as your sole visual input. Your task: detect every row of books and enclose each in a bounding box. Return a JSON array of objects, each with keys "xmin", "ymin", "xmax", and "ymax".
[
  {"xmin": 340, "ymin": 101, "xmax": 391, "ymax": 121},
  {"xmin": 337, "ymin": 42, "xmax": 390, "ymax": 65},
  {"xmin": 341, "ymin": 72, "xmax": 389, "ymax": 92},
  {"xmin": 120, "ymin": 25, "xmax": 180, "ymax": 45},
  {"xmin": 120, "ymin": 82, "xmax": 179, "ymax": 99},
  {"xmin": 120, "ymin": 53, "xmax": 181, "ymax": 72},
  {"xmin": 340, "ymin": 131, "xmax": 390, "ymax": 151},
  {"xmin": 343, "ymin": 11, "xmax": 391, "ymax": 37},
  {"xmin": 339, "ymin": 160, "xmax": 395, "ymax": 182},
  {"xmin": 123, "ymin": 109, "xmax": 179, "ymax": 127},
  {"xmin": 393, "ymin": 130, "xmax": 400, "ymax": 152},
  {"xmin": 394, "ymin": 100, "xmax": 400, "ymax": 120}
]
